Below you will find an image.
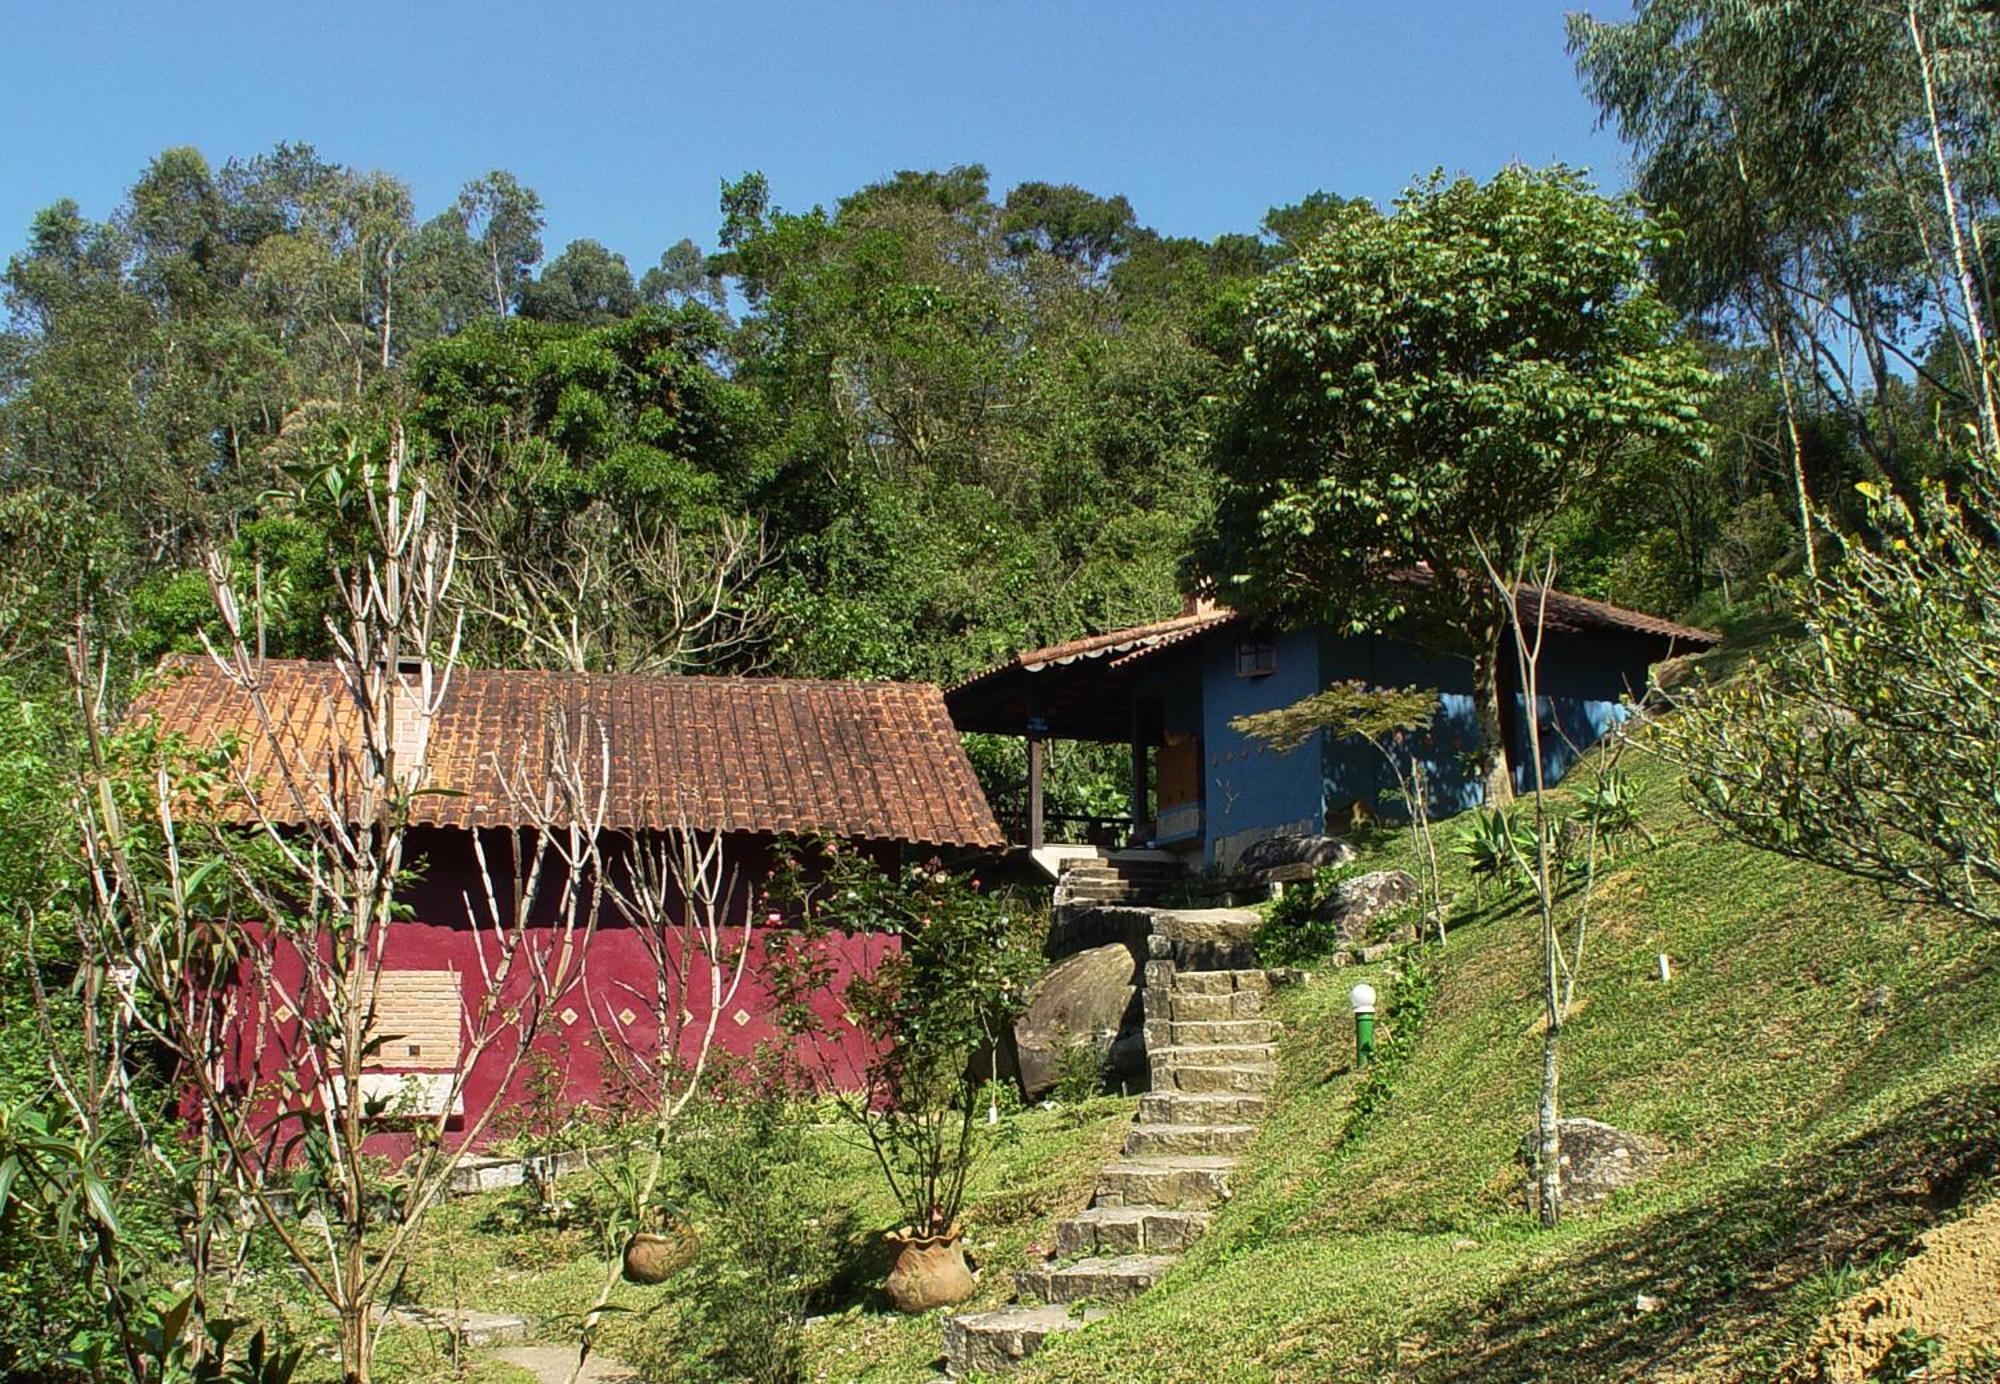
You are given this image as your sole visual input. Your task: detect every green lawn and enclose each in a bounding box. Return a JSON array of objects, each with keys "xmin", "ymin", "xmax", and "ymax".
[
  {"xmin": 1011, "ymin": 745, "xmax": 2000, "ymax": 1382},
  {"xmin": 260, "ymin": 735, "xmax": 2000, "ymax": 1382}
]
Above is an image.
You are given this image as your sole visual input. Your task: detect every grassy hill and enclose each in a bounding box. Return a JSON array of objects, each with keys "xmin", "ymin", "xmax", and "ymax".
[
  {"xmin": 1009, "ymin": 743, "xmax": 2000, "ymax": 1382},
  {"xmin": 344, "ymin": 729, "xmax": 2000, "ymax": 1382}
]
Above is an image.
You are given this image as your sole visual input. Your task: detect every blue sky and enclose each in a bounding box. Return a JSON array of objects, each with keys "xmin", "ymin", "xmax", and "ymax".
[{"xmin": 2, "ymin": 1, "xmax": 1633, "ymax": 270}]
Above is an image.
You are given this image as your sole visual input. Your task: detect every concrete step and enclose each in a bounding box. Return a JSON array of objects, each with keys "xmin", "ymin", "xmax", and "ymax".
[
  {"xmin": 1170, "ymin": 1018, "xmax": 1279, "ymax": 1046},
  {"xmin": 1170, "ymin": 968, "xmax": 1271, "ymax": 997},
  {"xmin": 1138, "ymin": 1090, "xmax": 1269, "ymax": 1125},
  {"xmin": 1148, "ymin": 1042, "xmax": 1277, "ymax": 1068},
  {"xmin": 1054, "ymin": 1205, "xmax": 1212, "ymax": 1256},
  {"xmin": 1168, "ymin": 989, "xmax": 1265, "ymax": 1022},
  {"xmin": 942, "ymin": 1303, "xmax": 1105, "ymax": 1377},
  {"xmin": 1123, "ymin": 1122, "xmax": 1258, "ymax": 1157},
  {"xmin": 1018, "ymin": 1254, "xmax": 1177, "ymax": 1306},
  {"xmin": 1155, "ymin": 1062, "xmax": 1276, "ymax": 1094},
  {"xmin": 1091, "ymin": 1154, "xmax": 1238, "ymax": 1209}
]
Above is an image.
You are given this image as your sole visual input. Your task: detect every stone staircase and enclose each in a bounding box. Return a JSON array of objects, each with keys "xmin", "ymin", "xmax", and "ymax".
[
  {"xmin": 1053, "ymin": 851, "xmax": 1186, "ymax": 909},
  {"xmin": 942, "ymin": 962, "xmax": 1277, "ymax": 1376}
]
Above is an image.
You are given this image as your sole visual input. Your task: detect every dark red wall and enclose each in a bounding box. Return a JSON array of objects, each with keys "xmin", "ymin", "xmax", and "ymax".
[{"xmin": 225, "ymin": 828, "xmax": 904, "ymax": 1158}]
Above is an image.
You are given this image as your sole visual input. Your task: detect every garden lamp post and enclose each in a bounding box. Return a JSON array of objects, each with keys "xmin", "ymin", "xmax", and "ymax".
[{"xmin": 1350, "ymin": 982, "xmax": 1377, "ymax": 1069}]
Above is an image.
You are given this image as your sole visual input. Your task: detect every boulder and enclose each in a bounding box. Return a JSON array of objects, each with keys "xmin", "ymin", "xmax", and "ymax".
[
  {"xmin": 1312, "ymin": 869, "xmax": 1420, "ymax": 942},
  {"xmin": 1238, "ymin": 834, "xmax": 1355, "ymax": 883},
  {"xmin": 1519, "ymin": 1117, "xmax": 1667, "ymax": 1215},
  {"xmin": 1013, "ymin": 944, "xmax": 1142, "ymax": 1101}
]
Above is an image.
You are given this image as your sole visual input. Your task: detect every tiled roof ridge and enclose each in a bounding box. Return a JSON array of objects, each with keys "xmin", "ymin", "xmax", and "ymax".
[
  {"xmin": 947, "ymin": 609, "xmax": 1237, "ymax": 692},
  {"xmin": 152, "ymin": 652, "xmax": 948, "ymax": 696},
  {"xmin": 953, "ymin": 583, "xmax": 1720, "ymax": 691},
  {"xmin": 131, "ymin": 657, "xmax": 999, "ymax": 849}
]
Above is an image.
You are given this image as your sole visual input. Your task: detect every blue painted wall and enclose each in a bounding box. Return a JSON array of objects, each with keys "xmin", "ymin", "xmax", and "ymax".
[
  {"xmin": 1199, "ymin": 626, "xmax": 1328, "ymax": 864},
  {"xmin": 1188, "ymin": 626, "xmax": 1659, "ymax": 859}
]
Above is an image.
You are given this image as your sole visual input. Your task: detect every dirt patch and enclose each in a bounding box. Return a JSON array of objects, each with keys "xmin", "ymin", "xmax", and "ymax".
[{"xmin": 1791, "ymin": 1194, "xmax": 2000, "ymax": 1381}]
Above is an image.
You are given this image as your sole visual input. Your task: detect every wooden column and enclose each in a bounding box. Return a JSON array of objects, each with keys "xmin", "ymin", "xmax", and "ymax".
[
  {"xmin": 1027, "ymin": 733, "xmax": 1046, "ymax": 852},
  {"xmin": 1128, "ymin": 701, "xmax": 1148, "ymax": 846}
]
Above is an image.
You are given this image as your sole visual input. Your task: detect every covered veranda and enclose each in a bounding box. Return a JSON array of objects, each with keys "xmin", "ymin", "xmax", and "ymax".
[{"xmin": 943, "ymin": 604, "xmax": 1235, "ymax": 852}]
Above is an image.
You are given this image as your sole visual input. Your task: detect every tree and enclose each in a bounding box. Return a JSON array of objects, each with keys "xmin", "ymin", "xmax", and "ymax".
[
  {"xmin": 402, "ymin": 307, "xmax": 775, "ymax": 674},
  {"xmin": 1655, "ymin": 456, "xmax": 2000, "ymax": 927},
  {"xmin": 63, "ymin": 429, "xmax": 612, "ymax": 1383},
  {"xmin": 520, "ymin": 238, "xmax": 639, "ymax": 324},
  {"xmin": 454, "ymin": 170, "xmax": 544, "ymax": 319},
  {"xmin": 1569, "ymin": 0, "xmax": 2000, "ymax": 522},
  {"xmin": 1194, "ymin": 166, "xmax": 1709, "ymax": 801}
]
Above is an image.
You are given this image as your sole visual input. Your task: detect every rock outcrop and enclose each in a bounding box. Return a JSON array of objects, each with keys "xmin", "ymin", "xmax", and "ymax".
[
  {"xmin": 1012, "ymin": 944, "xmax": 1142, "ymax": 1101},
  {"xmin": 1519, "ymin": 1117, "xmax": 1668, "ymax": 1215},
  {"xmin": 1313, "ymin": 869, "xmax": 1420, "ymax": 942}
]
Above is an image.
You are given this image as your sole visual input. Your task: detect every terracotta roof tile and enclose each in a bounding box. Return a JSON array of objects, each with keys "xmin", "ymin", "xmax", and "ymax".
[
  {"xmin": 131, "ymin": 657, "xmax": 1002, "ymax": 849},
  {"xmin": 956, "ymin": 584, "xmax": 1720, "ymax": 691}
]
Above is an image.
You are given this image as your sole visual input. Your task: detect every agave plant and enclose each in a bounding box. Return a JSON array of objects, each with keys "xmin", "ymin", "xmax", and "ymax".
[
  {"xmin": 1452, "ymin": 807, "xmax": 1535, "ymax": 889},
  {"xmin": 1573, "ymin": 768, "xmax": 1656, "ymax": 856}
]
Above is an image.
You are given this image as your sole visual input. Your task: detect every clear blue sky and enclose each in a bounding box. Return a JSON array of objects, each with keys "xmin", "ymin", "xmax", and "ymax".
[{"xmin": 2, "ymin": 1, "xmax": 1633, "ymax": 269}]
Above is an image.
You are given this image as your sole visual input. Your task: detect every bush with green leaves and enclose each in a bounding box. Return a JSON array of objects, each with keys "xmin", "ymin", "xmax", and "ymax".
[
  {"xmin": 765, "ymin": 844, "xmax": 1042, "ymax": 1238},
  {"xmin": 1656, "ymin": 460, "xmax": 2000, "ymax": 926},
  {"xmin": 1452, "ymin": 808, "xmax": 1537, "ymax": 890},
  {"xmin": 1254, "ymin": 862, "xmax": 1366, "ymax": 967},
  {"xmin": 630, "ymin": 1077, "xmax": 849, "ymax": 1384}
]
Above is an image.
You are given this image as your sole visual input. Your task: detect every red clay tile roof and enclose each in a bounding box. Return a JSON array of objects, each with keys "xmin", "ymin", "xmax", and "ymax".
[
  {"xmin": 963, "ymin": 584, "xmax": 1719, "ymax": 688},
  {"xmin": 1510, "ymin": 584, "xmax": 1721, "ymax": 646},
  {"xmin": 948, "ymin": 609, "xmax": 1239, "ymax": 695},
  {"xmin": 132, "ymin": 657, "xmax": 1002, "ymax": 849}
]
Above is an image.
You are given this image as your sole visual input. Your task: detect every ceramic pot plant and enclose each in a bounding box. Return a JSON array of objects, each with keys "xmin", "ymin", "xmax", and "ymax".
[{"xmin": 766, "ymin": 843, "xmax": 1040, "ymax": 1313}]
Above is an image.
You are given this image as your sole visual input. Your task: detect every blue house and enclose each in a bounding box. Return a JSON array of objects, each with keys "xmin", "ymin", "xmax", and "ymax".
[{"xmin": 945, "ymin": 591, "xmax": 1719, "ymax": 869}]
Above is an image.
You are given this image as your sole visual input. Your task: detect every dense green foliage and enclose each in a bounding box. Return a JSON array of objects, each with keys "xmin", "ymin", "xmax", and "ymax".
[
  {"xmin": 1659, "ymin": 458, "xmax": 2000, "ymax": 925},
  {"xmin": 1193, "ymin": 166, "xmax": 1710, "ymax": 786}
]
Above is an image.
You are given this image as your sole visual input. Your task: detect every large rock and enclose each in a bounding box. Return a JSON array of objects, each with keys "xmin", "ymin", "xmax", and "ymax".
[
  {"xmin": 1313, "ymin": 869, "xmax": 1420, "ymax": 942},
  {"xmin": 1013, "ymin": 944, "xmax": 1142, "ymax": 1101},
  {"xmin": 1238, "ymin": 834, "xmax": 1355, "ymax": 883},
  {"xmin": 1519, "ymin": 1117, "xmax": 1667, "ymax": 1215}
]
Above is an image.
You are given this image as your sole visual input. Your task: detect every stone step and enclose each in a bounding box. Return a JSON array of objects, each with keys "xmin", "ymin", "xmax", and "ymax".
[
  {"xmin": 1123, "ymin": 1122, "xmax": 1258, "ymax": 1157},
  {"xmin": 1091, "ymin": 1154, "xmax": 1238, "ymax": 1208},
  {"xmin": 942, "ymin": 1303, "xmax": 1105, "ymax": 1377},
  {"xmin": 1018, "ymin": 1254, "xmax": 1177, "ymax": 1306},
  {"xmin": 1170, "ymin": 968, "xmax": 1271, "ymax": 997},
  {"xmin": 1054, "ymin": 1205, "xmax": 1212, "ymax": 1256},
  {"xmin": 1168, "ymin": 989, "xmax": 1265, "ymax": 1022},
  {"xmin": 1155, "ymin": 1062, "xmax": 1276, "ymax": 1094},
  {"xmin": 1138, "ymin": 1090, "xmax": 1269, "ymax": 1125},
  {"xmin": 1148, "ymin": 1042, "xmax": 1277, "ymax": 1068},
  {"xmin": 1170, "ymin": 1018, "xmax": 1279, "ymax": 1046}
]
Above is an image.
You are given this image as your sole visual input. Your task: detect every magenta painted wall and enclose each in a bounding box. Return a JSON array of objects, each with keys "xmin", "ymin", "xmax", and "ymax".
[{"xmin": 220, "ymin": 829, "xmax": 907, "ymax": 1160}]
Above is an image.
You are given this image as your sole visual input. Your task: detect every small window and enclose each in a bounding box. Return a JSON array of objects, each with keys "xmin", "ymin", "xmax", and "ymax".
[{"xmin": 1235, "ymin": 637, "xmax": 1277, "ymax": 678}]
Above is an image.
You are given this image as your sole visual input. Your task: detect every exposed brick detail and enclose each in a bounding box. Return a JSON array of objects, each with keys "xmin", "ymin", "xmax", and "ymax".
[{"xmin": 369, "ymin": 969, "xmax": 462, "ymax": 1069}]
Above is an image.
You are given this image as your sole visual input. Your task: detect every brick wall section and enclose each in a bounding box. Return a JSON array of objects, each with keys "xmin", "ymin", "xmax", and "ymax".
[{"xmin": 368, "ymin": 969, "xmax": 463, "ymax": 1070}]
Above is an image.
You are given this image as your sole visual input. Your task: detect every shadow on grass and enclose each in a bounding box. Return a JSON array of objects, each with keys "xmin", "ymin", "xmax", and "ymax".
[{"xmin": 1405, "ymin": 1074, "xmax": 2000, "ymax": 1381}]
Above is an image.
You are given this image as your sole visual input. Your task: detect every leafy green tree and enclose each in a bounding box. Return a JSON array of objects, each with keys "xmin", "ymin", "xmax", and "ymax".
[
  {"xmin": 1194, "ymin": 166, "xmax": 1709, "ymax": 800},
  {"xmin": 1000, "ymin": 181, "xmax": 1136, "ymax": 273},
  {"xmin": 1570, "ymin": 0, "xmax": 2000, "ymax": 516},
  {"xmin": 404, "ymin": 307, "xmax": 773, "ymax": 672},
  {"xmin": 454, "ymin": 170, "xmax": 544, "ymax": 318},
  {"xmin": 1657, "ymin": 458, "xmax": 2000, "ymax": 926},
  {"xmin": 520, "ymin": 238, "xmax": 639, "ymax": 324}
]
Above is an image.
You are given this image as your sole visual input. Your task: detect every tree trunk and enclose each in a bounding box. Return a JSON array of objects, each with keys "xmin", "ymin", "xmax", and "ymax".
[
  {"xmin": 1538, "ymin": 1024, "xmax": 1562, "ymax": 1229},
  {"xmin": 1471, "ymin": 626, "xmax": 1514, "ymax": 806},
  {"xmin": 339, "ymin": 1301, "xmax": 373, "ymax": 1384}
]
